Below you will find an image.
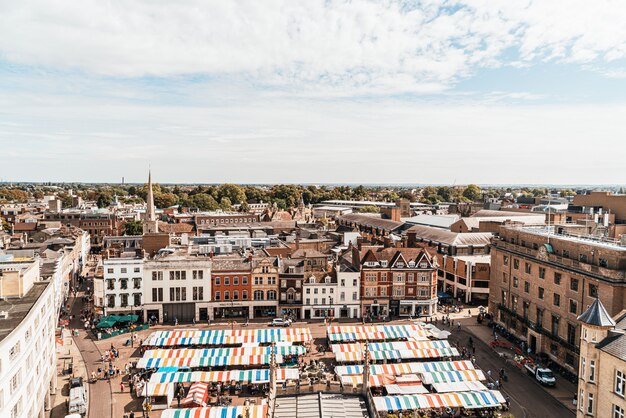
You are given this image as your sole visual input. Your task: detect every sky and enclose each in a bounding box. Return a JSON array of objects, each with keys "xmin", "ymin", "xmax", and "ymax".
[{"xmin": 1, "ymin": 0, "xmax": 625, "ymax": 185}]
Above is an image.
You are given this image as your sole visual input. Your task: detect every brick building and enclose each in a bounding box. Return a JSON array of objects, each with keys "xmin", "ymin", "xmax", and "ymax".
[
  {"xmin": 194, "ymin": 211, "xmax": 260, "ymax": 235},
  {"xmin": 489, "ymin": 224, "xmax": 626, "ymax": 373},
  {"xmin": 211, "ymin": 257, "xmax": 253, "ymax": 319},
  {"xmin": 351, "ymin": 246, "xmax": 438, "ymax": 318}
]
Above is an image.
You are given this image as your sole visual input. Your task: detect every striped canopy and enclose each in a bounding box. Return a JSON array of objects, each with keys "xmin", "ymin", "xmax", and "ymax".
[
  {"xmin": 432, "ymin": 381, "xmax": 488, "ymax": 393},
  {"xmin": 420, "ymin": 370, "xmax": 485, "ymax": 385},
  {"xmin": 373, "ymin": 390, "xmax": 504, "ymax": 412},
  {"xmin": 181, "ymin": 382, "xmax": 209, "ymax": 407},
  {"xmin": 138, "ymin": 354, "xmax": 283, "ymax": 369},
  {"xmin": 332, "ymin": 340, "xmax": 453, "ymax": 354},
  {"xmin": 161, "ymin": 405, "xmax": 267, "ymax": 418},
  {"xmin": 150, "ymin": 368, "xmax": 299, "ymax": 384},
  {"xmin": 340, "ymin": 374, "xmax": 419, "ymax": 388},
  {"xmin": 143, "ymin": 382, "xmax": 173, "ymax": 397},
  {"xmin": 144, "ymin": 328, "xmax": 312, "ymax": 347},
  {"xmin": 327, "ymin": 324, "xmax": 428, "ymax": 342},
  {"xmin": 335, "ymin": 360, "xmax": 474, "ymax": 377},
  {"xmin": 334, "ymin": 347, "xmax": 458, "ymax": 362},
  {"xmin": 143, "ymin": 346, "xmax": 305, "ymax": 359}
]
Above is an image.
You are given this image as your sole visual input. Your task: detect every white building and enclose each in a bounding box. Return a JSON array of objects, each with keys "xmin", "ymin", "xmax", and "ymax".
[
  {"xmin": 336, "ymin": 265, "xmax": 361, "ymax": 319},
  {"xmin": 143, "ymin": 249, "xmax": 212, "ymax": 323},
  {"xmin": 301, "ymin": 267, "xmax": 360, "ymax": 320},
  {"xmin": 0, "ymin": 257, "xmax": 57, "ymax": 418},
  {"xmin": 100, "ymin": 256, "xmax": 144, "ymax": 315}
]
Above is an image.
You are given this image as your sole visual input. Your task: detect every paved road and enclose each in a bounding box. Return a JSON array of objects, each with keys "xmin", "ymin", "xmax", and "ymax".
[
  {"xmin": 448, "ymin": 325, "xmax": 575, "ymax": 418},
  {"xmin": 69, "ymin": 281, "xmax": 113, "ymax": 418}
]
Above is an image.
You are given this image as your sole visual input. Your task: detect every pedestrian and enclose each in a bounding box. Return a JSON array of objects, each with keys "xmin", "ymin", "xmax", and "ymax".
[
  {"xmin": 120, "ymin": 382, "xmax": 125, "ymax": 392},
  {"xmin": 471, "ymin": 356, "xmax": 476, "ymax": 364},
  {"xmin": 129, "ymin": 412, "xmax": 135, "ymax": 418},
  {"xmin": 487, "ymin": 369, "xmax": 492, "ymax": 379},
  {"xmin": 91, "ymin": 371, "xmax": 96, "ymax": 381},
  {"xmin": 457, "ymin": 321, "xmax": 461, "ymax": 331}
]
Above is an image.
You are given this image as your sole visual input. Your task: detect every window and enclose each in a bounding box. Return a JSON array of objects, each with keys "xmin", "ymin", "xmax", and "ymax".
[
  {"xmin": 9, "ymin": 342, "xmax": 20, "ymax": 361},
  {"xmin": 107, "ymin": 294, "xmax": 115, "ymax": 308},
  {"xmin": 353, "ymin": 292, "xmax": 358, "ymax": 300},
  {"xmin": 513, "ymin": 259, "xmax": 519, "ymax": 269},
  {"xmin": 554, "ymin": 272, "xmax": 561, "ymax": 285},
  {"xmin": 106, "ymin": 279, "xmax": 115, "ymax": 290},
  {"xmin": 587, "ymin": 392, "xmax": 594, "ymax": 415},
  {"xmin": 193, "ymin": 286, "xmax": 204, "ymax": 301},
  {"xmin": 513, "ymin": 277, "xmax": 519, "ymax": 288},
  {"xmin": 503, "ymin": 255, "xmax": 509, "ymax": 266},
  {"xmin": 539, "ymin": 267, "xmax": 545, "ymax": 279},
  {"xmin": 524, "ymin": 281, "xmax": 530, "ymax": 293},
  {"xmin": 614, "ymin": 405, "xmax": 625, "ymax": 418},
  {"xmin": 581, "ymin": 357, "xmax": 586, "ymax": 379},
  {"xmin": 615, "ymin": 370, "xmax": 625, "ymax": 396},
  {"xmin": 224, "ymin": 277, "xmax": 230, "ymax": 285},
  {"xmin": 579, "ymin": 389, "xmax": 584, "ymax": 412},
  {"xmin": 152, "ymin": 288, "xmax": 163, "ymax": 302},
  {"xmin": 340, "ymin": 292, "xmax": 345, "ymax": 301},
  {"xmin": 580, "ymin": 253, "xmax": 588, "ymax": 263},
  {"xmin": 215, "ymin": 276, "xmax": 221, "ymax": 285},
  {"xmin": 589, "ymin": 284, "xmax": 598, "ymax": 298},
  {"xmin": 215, "ymin": 291, "xmax": 221, "ymax": 301},
  {"xmin": 589, "ymin": 360, "xmax": 596, "ymax": 382},
  {"xmin": 567, "ymin": 323, "xmax": 576, "ymax": 345},
  {"xmin": 242, "ymin": 290, "xmax": 248, "ymax": 300},
  {"xmin": 551, "ymin": 315, "xmax": 559, "ymax": 336},
  {"xmin": 536, "ymin": 308, "xmax": 543, "ymax": 328},
  {"xmin": 242, "ymin": 276, "xmax": 248, "ymax": 285},
  {"xmin": 170, "ymin": 271, "xmax": 175, "ymax": 280},
  {"xmin": 224, "ymin": 291, "xmax": 230, "ymax": 300},
  {"xmin": 353, "ymin": 279, "xmax": 357, "ymax": 286},
  {"xmin": 107, "ymin": 268, "xmax": 114, "ymax": 274},
  {"xmin": 538, "ymin": 287, "xmax": 544, "ymax": 299},
  {"xmin": 120, "ymin": 268, "xmax": 127, "ymax": 273},
  {"xmin": 268, "ymin": 277, "xmax": 276, "ymax": 285},
  {"xmin": 553, "ymin": 293, "xmax": 561, "ymax": 307},
  {"xmin": 600, "ymin": 258, "xmax": 609, "ymax": 268},
  {"xmin": 525, "ymin": 263, "xmax": 532, "ymax": 274},
  {"xmin": 133, "ymin": 294, "xmax": 141, "ymax": 306},
  {"xmin": 120, "ymin": 279, "xmax": 128, "ymax": 289},
  {"xmin": 267, "ymin": 290, "xmax": 276, "ymax": 300},
  {"xmin": 134, "ymin": 267, "xmax": 140, "ymax": 273},
  {"xmin": 152, "ymin": 271, "xmax": 163, "ymax": 280},
  {"xmin": 569, "ymin": 299, "xmax": 577, "ymax": 314},
  {"xmin": 570, "ymin": 278, "xmax": 579, "ymax": 292},
  {"xmin": 233, "ymin": 276, "xmax": 239, "ymax": 285}
]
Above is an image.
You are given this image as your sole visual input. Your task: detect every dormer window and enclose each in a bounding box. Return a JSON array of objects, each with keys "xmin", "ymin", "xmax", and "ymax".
[
  {"xmin": 309, "ymin": 276, "xmax": 315, "ymax": 284},
  {"xmin": 408, "ymin": 261, "xmax": 415, "ymax": 268},
  {"xmin": 380, "ymin": 260, "xmax": 388, "ymax": 267},
  {"xmin": 420, "ymin": 263, "xmax": 428, "ymax": 269},
  {"xmin": 325, "ymin": 276, "xmax": 331, "ymax": 284}
]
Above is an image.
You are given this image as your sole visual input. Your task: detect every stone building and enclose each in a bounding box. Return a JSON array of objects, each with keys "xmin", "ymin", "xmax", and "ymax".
[
  {"xmin": 490, "ymin": 224, "xmax": 626, "ymax": 373},
  {"xmin": 576, "ymin": 298, "xmax": 626, "ymax": 418}
]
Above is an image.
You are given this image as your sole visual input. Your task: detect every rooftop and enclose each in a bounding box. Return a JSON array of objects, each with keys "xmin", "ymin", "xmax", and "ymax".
[
  {"xmin": 517, "ymin": 225, "xmax": 626, "ymax": 250},
  {"xmin": 338, "ymin": 213, "xmax": 404, "ymax": 232},
  {"xmin": 401, "ymin": 214, "xmax": 460, "ymax": 229},
  {"xmin": 407, "ymin": 225, "xmax": 493, "ymax": 247},
  {"xmin": 274, "ymin": 393, "xmax": 369, "ymax": 418},
  {"xmin": 578, "ymin": 298, "xmax": 616, "ymax": 327},
  {"xmin": 0, "ymin": 281, "xmax": 50, "ymax": 343}
]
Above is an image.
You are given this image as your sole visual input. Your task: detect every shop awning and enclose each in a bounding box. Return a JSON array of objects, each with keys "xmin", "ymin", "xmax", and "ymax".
[
  {"xmin": 385, "ymin": 384, "xmax": 429, "ymax": 395},
  {"xmin": 420, "ymin": 370, "xmax": 485, "ymax": 384},
  {"xmin": 150, "ymin": 368, "xmax": 299, "ymax": 385},
  {"xmin": 143, "ymin": 382, "xmax": 174, "ymax": 397},
  {"xmin": 327, "ymin": 324, "xmax": 428, "ymax": 342},
  {"xmin": 373, "ymin": 390, "xmax": 504, "ymax": 412},
  {"xmin": 432, "ymin": 381, "xmax": 488, "ymax": 393},
  {"xmin": 181, "ymin": 382, "xmax": 209, "ymax": 407},
  {"xmin": 161, "ymin": 405, "xmax": 267, "ymax": 418},
  {"xmin": 334, "ymin": 347, "xmax": 458, "ymax": 362},
  {"xmin": 144, "ymin": 328, "xmax": 312, "ymax": 347},
  {"xmin": 335, "ymin": 360, "xmax": 475, "ymax": 377},
  {"xmin": 142, "ymin": 346, "xmax": 304, "ymax": 359}
]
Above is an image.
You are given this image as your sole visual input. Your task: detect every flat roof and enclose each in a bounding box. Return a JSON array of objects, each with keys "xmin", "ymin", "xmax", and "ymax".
[
  {"xmin": 0, "ymin": 281, "xmax": 50, "ymax": 343},
  {"xmin": 518, "ymin": 226, "xmax": 626, "ymax": 251}
]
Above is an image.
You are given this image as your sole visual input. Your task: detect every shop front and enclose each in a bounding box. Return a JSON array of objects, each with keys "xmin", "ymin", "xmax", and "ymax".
[
  {"xmin": 254, "ymin": 305, "xmax": 277, "ymax": 318},
  {"xmin": 213, "ymin": 302, "xmax": 250, "ymax": 319}
]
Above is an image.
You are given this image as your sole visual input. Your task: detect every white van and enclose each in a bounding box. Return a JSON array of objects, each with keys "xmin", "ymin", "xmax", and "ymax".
[{"xmin": 68, "ymin": 386, "xmax": 87, "ymax": 416}]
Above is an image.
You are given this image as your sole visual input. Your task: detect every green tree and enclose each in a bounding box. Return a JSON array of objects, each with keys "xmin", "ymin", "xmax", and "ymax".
[
  {"xmin": 96, "ymin": 193, "xmax": 112, "ymax": 208},
  {"xmin": 358, "ymin": 205, "xmax": 380, "ymax": 213},
  {"xmin": 219, "ymin": 197, "xmax": 233, "ymax": 211},
  {"xmin": 123, "ymin": 220, "xmax": 143, "ymax": 235},
  {"xmin": 218, "ymin": 184, "xmax": 247, "ymax": 205},
  {"xmin": 462, "ymin": 184, "xmax": 482, "ymax": 201},
  {"xmin": 191, "ymin": 194, "xmax": 219, "ymax": 211},
  {"xmin": 154, "ymin": 193, "xmax": 178, "ymax": 208}
]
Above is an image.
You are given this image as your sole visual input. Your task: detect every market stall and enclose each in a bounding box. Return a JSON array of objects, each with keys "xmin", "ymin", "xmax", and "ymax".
[{"xmin": 161, "ymin": 405, "xmax": 267, "ymax": 418}]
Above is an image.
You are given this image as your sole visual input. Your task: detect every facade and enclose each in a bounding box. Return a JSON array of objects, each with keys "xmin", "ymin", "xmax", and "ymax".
[
  {"xmin": 576, "ymin": 299, "xmax": 626, "ymax": 418},
  {"xmin": 489, "ymin": 224, "xmax": 626, "ymax": 373},
  {"xmin": 211, "ymin": 257, "xmax": 253, "ymax": 319},
  {"xmin": 143, "ymin": 251, "xmax": 212, "ymax": 323},
  {"xmin": 101, "ymin": 256, "xmax": 144, "ymax": 315},
  {"xmin": 250, "ymin": 257, "xmax": 279, "ymax": 318},
  {"xmin": 352, "ymin": 246, "xmax": 439, "ymax": 318},
  {"xmin": 302, "ymin": 271, "xmax": 338, "ymax": 319},
  {"xmin": 195, "ymin": 212, "xmax": 260, "ymax": 234},
  {"xmin": 0, "ymin": 258, "xmax": 57, "ymax": 418},
  {"xmin": 438, "ymin": 254, "xmax": 491, "ymax": 304}
]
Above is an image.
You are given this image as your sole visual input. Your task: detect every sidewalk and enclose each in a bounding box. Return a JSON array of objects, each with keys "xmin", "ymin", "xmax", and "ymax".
[
  {"xmin": 461, "ymin": 317, "xmax": 577, "ymax": 414},
  {"xmin": 49, "ymin": 328, "xmax": 89, "ymax": 418},
  {"xmin": 69, "ymin": 289, "xmax": 114, "ymax": 418}
]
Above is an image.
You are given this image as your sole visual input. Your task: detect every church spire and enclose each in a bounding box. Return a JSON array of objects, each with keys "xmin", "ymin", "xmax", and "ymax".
[{"xmin": 143, "ymin": 170, "xmax": 159, "ymax": 234}]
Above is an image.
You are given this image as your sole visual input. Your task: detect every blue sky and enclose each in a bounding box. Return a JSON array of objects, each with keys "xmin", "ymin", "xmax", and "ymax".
[{"xmin": 0, "ymin": 0, "xmax": 625, "ymax": 185}]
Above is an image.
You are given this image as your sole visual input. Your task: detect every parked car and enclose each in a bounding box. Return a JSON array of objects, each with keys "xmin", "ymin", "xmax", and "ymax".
[
  {"xmin": 70, "ymin": 377, "xmax": 84, "ymax": 389},
  {"xmin": 270, "ymin": 318, "xmax": 291, "ymax": 327},
  {"xmin": 524, "ymin": 363, "xmax": 556, "ymax": 386},
  {"xmin": 68, "ymin": 386, "xmax": 87, "ymax": 416}
]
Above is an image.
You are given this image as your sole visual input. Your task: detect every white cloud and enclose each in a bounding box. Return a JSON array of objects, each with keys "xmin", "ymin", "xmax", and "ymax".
[{"xmin": 1, "ymin": 1, "xmax": 625, "ymax": 94}]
